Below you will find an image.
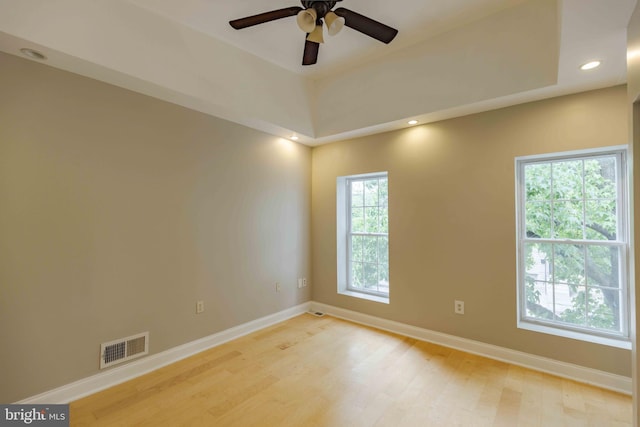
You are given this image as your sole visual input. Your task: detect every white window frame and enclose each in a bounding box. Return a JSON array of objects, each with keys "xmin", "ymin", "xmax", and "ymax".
[
  {"xmin": 337, "ymin": 172, "xmax": 389, "ymax": 304},
  {"xmin": 515, "ymin": 146, "xmax": 630, "ymax": 349}
]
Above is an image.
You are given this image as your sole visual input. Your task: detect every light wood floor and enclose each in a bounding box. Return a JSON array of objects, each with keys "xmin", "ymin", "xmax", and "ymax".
[{"xmin": 70, "ymin": 314, "xmax": 632, "ymax": 426}]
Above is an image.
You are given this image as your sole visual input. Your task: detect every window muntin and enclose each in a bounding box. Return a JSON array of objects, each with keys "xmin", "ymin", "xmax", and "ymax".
[{"xmin": 517, "ymin": 149, "xmax": 628, "ymax": 341}]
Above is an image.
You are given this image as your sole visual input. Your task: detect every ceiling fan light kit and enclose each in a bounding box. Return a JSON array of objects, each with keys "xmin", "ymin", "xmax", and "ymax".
[
  {"xmin": 324, "ymin": 11, "xmax": 345, "ymax": 36},
  {"xmin": 307, "ymin": 21, "xmax": 325, "ymax": 44},
  {"xmin": 229, "ymin": 0, "xmax": 398, "ymax": 66},
  {"xmin": 297, "ymin": 8, "xmax": 318, "ymax": 33}
]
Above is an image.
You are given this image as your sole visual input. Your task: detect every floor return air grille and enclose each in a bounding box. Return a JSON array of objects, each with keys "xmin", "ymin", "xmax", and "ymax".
[{"xmin": 100, "ymin": 332, "xmax": 149, "ymax": 369}]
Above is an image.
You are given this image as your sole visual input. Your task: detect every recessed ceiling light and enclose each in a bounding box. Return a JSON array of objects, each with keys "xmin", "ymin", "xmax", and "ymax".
[
  {"xmin": 408, "ymin": 120, "xmax": 418, "ymax": 125},
  {"xmin": 580, "ymin": 60, "xmax": 601, "ymax": 71},
  {"xmin": 20, "ymin": 48, "xmax": 47, "ymax": 60},
  {"xmin": 290, "ymin": 135, "xmax": 299, "ymax": 141}
]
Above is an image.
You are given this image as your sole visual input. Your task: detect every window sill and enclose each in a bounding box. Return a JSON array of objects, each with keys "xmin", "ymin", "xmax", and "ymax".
[
  {"xmin": 518, "ymin": 320, "xmax": 631, "ymax": 350},
  {"xmin": 339, "ymin": 289, "xmax": 389, "ymax": 304}
]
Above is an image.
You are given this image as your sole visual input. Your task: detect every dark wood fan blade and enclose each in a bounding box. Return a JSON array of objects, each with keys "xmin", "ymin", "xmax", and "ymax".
[
  {"xmin": 333, "ymin": 7, "xmax": 398, "ymax": 44},
  {"xmin": 302, "ymin": 39, "xmax": 319, "ymax": 65},
  {"xmin": 229, "ymin": 7, "xmax": 302, "ymax": 29}
]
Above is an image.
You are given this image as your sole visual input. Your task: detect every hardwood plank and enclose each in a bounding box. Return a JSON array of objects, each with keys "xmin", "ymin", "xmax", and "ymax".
[{"xmin": 70, "ymin": 314, "xmax": 632, "ymax": 426}]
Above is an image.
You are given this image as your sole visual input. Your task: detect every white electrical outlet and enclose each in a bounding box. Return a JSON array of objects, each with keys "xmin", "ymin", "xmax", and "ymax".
[
  {"xmin": 302, "ymin": 278, "xmax": 307, "ymax": 287},
  {"xmin": 276, "ymin": 282, "xmax": 282, "ymax": 292},
  {"xmin": 298, "ymin": 278, "xmax": 303, "ymax": 289},
  {"xmin": 454, "ymin": 300, "xmax": 464, "ymax": 315},
  {"xmin": 196, "ymin": 300, "xmax": 205, "ymax": 314}
]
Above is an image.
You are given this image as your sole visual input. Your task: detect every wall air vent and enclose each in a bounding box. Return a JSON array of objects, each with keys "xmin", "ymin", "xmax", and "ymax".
[{"xmin": 100, "ymin": 332, "xmax": 149, "ymax": 369}]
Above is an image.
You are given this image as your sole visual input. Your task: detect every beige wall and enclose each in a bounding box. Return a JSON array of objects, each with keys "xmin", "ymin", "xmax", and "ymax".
[
  {"xmin": 0, "ymin": 52, "xmax": 311, "ymax": 402},
  {"xmin": 311, "ymin": 85, "xmax": 631, "ymax": 376}
]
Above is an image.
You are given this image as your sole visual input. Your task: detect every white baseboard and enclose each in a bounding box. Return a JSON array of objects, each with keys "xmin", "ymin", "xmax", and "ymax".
[
  {"xmin": 310, "ymin": 302, "xmax": 632, "ymax": 395},
  {"xmin": 18, "ymin": 299, "xmax": 631, "ymax": 403},
  {"xmin": 17, "ymin": 302, "xmax": 311, "ymax": 404}
]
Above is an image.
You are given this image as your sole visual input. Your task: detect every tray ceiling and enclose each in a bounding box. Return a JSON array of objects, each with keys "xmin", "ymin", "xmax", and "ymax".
[{"xmin": 0, "ymin": 0, "xmax": 635, "ymax": 145}]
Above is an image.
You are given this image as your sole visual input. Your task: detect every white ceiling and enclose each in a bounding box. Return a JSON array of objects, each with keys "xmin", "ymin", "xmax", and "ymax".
[
  {"xmin": 0, "ymin": 0, "xmax": 636, "ymax": 145},
  {"xmin": 127, "ymin": 0, "xmax": 528, "ymax": 77}
]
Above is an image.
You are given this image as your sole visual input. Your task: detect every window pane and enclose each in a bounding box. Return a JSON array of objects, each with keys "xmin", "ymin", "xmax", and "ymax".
[
  {"xmin": 584, "ymin": 157, "xmax": 617, "ymax": 200},
  {"xmin": 351, "ymin": 181, "xmax": 364, "ymax": 207},
  {"xmin": 351, "ymin": 262, "xmax": 363, "ymax": 288},
  {"xmin": 378, "ymin": 263, "xmax": 389, "ymax": 293},
  {"xmin": 365, "ymin": 207, "xmax": 379, "ymax": 233},
  {"xmin": 364, "ymin": 179, "xmax": 379, "ymax": 206},
  {"xmin": 585, "ymin": 200, "xmax": 617, "ymax": 240},
  {"xmin": 351, "ymin": 207, "xmax": 364, "ymax": 232},
  {"xmin": 524, "ymin": 242, "xmax": 553, "ymax": 283},
  {"xmin": 363, "ymin": 263, "xmax": 378, "ymax": 289},
  {"xmin": 553, "ymin": 244, "xmax": 585, "ymax": 285},
  {"xmin": 552, "ymin": 160, "xmax": 583, "ymax": 200},
  {"xmin": 587, "ymin": 288, "xmax": 619, "ymax": 331},
  {"xmin": 378, "ymin": 236, "xmax": 389, "ymax": 264},
  {"xmin": 351, "ymin": 235, "xmax": 363, "ymax": 262},
  {"xmin": 525, "ymin": 163, "xmax": 551, "ymax": 201},
  {"xmin": 552, "ymin": 200, "xmax": 584, "ymax": 239},
  {"xmin": 556, "ymin": 284, "xmax": 586, "ymax": 326},
  {"xmin": 379, "ymin": 178, "xmax": 388, "ymax": 207},
  {"xmin": 525, "ymin": 201, "xmax": 551, "ymax": 238},
  {"xmin": 363, "ymin": 236, "xmax": 378, "ymax": 264},
  {"xmin": 525, "ymin": 281, "xmax": 554, "ymax": 320},
  {"xmin": 379, "ymin": 207, "xmax": 388, "ymax": 233},
  {"xmin": 586, "ymin": 246, "xmax": 620, "ymax": 289}
]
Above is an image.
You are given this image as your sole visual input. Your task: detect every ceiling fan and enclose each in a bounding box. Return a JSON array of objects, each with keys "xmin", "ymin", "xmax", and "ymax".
[{"xmin": 229, "ymin": 0, "xmax": 398, "ymax": 66}]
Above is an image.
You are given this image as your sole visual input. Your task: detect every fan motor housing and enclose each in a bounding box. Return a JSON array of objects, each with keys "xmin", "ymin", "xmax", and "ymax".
[{"xmin": 301, "ymin": 1, "xmax": 339, "ymax": 18}]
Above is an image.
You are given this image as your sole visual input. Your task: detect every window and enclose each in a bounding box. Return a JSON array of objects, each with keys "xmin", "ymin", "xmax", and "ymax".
[
  {"xmin": 337, "ymin": 172, "xmax": 389, "ymax": 303},
  {"xmin": 516, "ymin": 147, "xmax": 629, "ymax": 347}
]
